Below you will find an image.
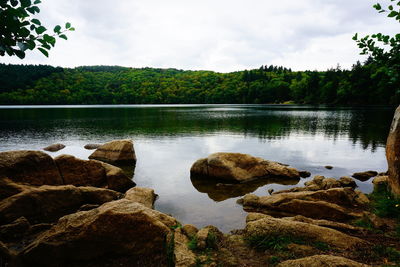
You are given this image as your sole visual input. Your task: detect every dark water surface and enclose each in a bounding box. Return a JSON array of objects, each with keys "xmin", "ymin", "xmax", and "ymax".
[{"xmin": 0, "ymin": 105, "xmax": 394, "ymax": 232}]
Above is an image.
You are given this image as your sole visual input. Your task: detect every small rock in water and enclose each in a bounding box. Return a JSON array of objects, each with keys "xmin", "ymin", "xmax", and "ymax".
[
  {"xmin": 352, "ymin": 170, "xmax": 378, "ymax": 181},
  {"xmin": 43, "ymin": 143, "xmax": 65, "ymax": 152},
  {"xmin": 299, "ymin": 171, "xmax": 311, "ymax": 178},
  {"xmin": 268, "ymin": 188, "xmax": 274, "ymax": 195},
  {"xmin": 84, "ymin": 144, "xmax": 102, "ymax": 150},
  {"xmin": 325, "ymin": 166, "xmax": 333, "ymax": 170}
]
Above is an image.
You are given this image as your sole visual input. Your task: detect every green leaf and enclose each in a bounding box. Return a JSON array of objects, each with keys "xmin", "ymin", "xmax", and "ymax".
[
  {"xmin": 35, "ymin": 26, "xmax": 47, "ymax": 35},
  {"xmin": 388, "ymin": 11, "xmax": 398, "ymax": 17},
  {"xmin": 59, "ymin": 34, "xmax": 68, "ymax": 40},
  {"xmin": 14, "ymin": 50, "xmax": 26, "ymax": 59},
  {"xmin": 69, "ymin": 27, "xmax": 75, "ymax": 31},
  {"xmin": 34, "ymin": 0, "xmax": 41, "ymax": 3},
  {"xmin": 352, "ymin": 33, "xmax": 358, "ymax": 40},
  {"xmin": 66, "ymin": 22, "xmax": 71, "ymax": 29},
  {"xmin": 38, "ymin": 47, "xmax": 49, "ymax": 57},
  {"xmin": 20, "ymin": 0, "xmax": 32, "ymax": 7},
  {"xmin": 54, "ymin": 25, "xmax": 61, "ymax": 33},
  {"xmin": 31, "ymin": 19, "xmax": 41, "ymax": 25}
]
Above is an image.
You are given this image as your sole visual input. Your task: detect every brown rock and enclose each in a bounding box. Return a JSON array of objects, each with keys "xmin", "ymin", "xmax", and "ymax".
[
  {"xmin": 0, "ymin": 185, "xmax": 121, "ymax": 224},
  {"xmin": 0, "ymin": 177, "xmax": 29, "ymax": 201},
  {"xmin": 22, "ymin": 199, "xmax": 176, "ymax": 266},
  {"xmin": 84, "ymin": 144, "xmax": 102, "ymax": 150},
  {"xmin": 0, "ymin": 150, "xmax": 63, "ymax": 186},
  {"xmin": 0, "ymin": 216, "xmax": 30, "ymax": 241},
  {"xmin": 124, "ymin": 187, "xmax": 157, "ymax": 209},
  {"xmin": 89, "ymin": 139, "xmax": 136, "ymax": 164},
  {"xmin": 55, "ymin": 155, "xmax": 135, "ymax": 192},
  {"xmin": 372, "ymin": 176, "xmax": 389, "ymax": 188},
  {"xmin": 242, "ymin": 188, "xmax": 366, "ymax": 221},
  {"xmin": 386, "ymin": 106, "xmax": 400, "ymax": 195},
  {"xmin": 325, "ymin": 165, "xmax": 333, "ymax": 170},
  {"xmin": 196, "ymin": 225, "xmax": 223, "ymax": 250},
  {"xmin": 339, "ymin": 176, "xmax": 357, "ymax": 188},
  {"xmin": 182, "ymin": 224, "xmax": 199, "ymax": 238},
  {"xmin": 43, "ymin": 143, "xmax": 65, "ymax": 152},
  {"xmin": 277, "ymin": 255, "xmax": 369, "ymax": 267},
  {"xmin": 190, "ymin": 152, "xmax": 301, "ymax": 183},
  {"xmin": 245, "ymin": 215, "xmax": 367, "ymax": 249},
  {"xmin": 174, "ymin": 228, "xmax": 196, "ymax": 267},
  {"xmin": 352, "ymin": 171, "xmax": 378, "ymax": 181},
  {"xmin": 287, "ymin": 243, "xmax": 315, "ymax": 256}
]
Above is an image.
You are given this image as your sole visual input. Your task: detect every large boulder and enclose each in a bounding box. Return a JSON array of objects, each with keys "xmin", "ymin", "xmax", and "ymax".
[
  {"xmin": 22, "ymin": 199, "xmax": 177, "ymax": 266},
  {"xmin": 0, "ymin": 185, "xmax": 122, "ymax": 224},
  {"xmin": 352, "ymin": 171, "xmax": 378, "ymax": 182},
  {"xmin": 245, "ymin": 214, "xmax": 367, "ymax": 249},
  {"xmin": 55, "ymin": 155, "xmax": 135, "ymax": 192},
  {"xmin": 277, "ymin": 255, "xmax": 369, "ymax": 267},
  {"xmin": 386, "ymin": 106, "xmax": 400, "ymax": 195},
  {"xmin": 89, "ymin": 139, "xmax": 136, "ymax": 164},
  {"xmin": 0, "ymin": 150, "xmax": 63, "ymax": 186},
  {"xmin": 0, "ymin": 178, "xmax": 30, "ymax": 201},
  {"xmin": 241, "ymin": 188, "xmax": 367, "ymax": 221},
  {"xmin": 190, "ymin": 152, "xmax": 301, "ymax": 183}
]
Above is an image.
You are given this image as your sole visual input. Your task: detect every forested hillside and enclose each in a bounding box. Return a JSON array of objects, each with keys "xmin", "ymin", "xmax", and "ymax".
[{"xmin": 0, "ymin": 60, "xmax": 397, "ymax": 105}]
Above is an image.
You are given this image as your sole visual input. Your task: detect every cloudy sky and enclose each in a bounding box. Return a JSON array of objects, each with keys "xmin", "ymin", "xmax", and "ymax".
[{"xmin": 2, "ymin": 0, "xmax": 399, "ymax": 72}]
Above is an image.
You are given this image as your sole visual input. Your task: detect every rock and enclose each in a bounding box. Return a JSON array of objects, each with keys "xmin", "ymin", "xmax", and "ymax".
[
  {"xmin": 89, "ymin": 139, "xmax": 136, "ymax": 164},
  {"xmin": 22, "ymin": 199, "xmax": 177, "ymax": 266},
  {"xmin": 191, "ymin": 175, "xmax": 298, "ymax": 202},
  {"xmin": 28, "ymin": 223, "xmax": 53, "ymax": 235},
  {"xmin": 97, "ymin": 160, "xmax": 136, "ymax": 192},
  {"xmin": 0, "ymin": 185, "xmax": 122, "ymax": 224},
  {"xmin": 325, "ymin": 166, "xmax": 333, "ymax": 170},
  {"xmin": 268, "ymin": 188, "xmax": 274, "ymax": 195},
  {"xmin": 55, "ymin": 155, "xmax": 134, "ymax": 192},
  {"xmin": 277, "ymin": 255, "xmax": 369, "ymax": 267},
  {"xmin": 299, "ymin": 171, "xmax": 311, "ymax": 178},
  {"xmin": 287, "ymin": 243, "xmax": 315, "ymax": 256},
  {"xmin": 43, "ymin": 143, "xmax": 65, "ymax": 152},
  {"xmin": 352, "ymin": 171, "xmax": 378, "ymax": 181},
  {"xmin": 190, "ymin": 152, "xmax": 301, "ymax": 183},
  {"xmin": 0, "ymin": 177, "xmax": 29, "ymax": 201},
  {"xmin": 386, "ymin": 106, "xmax": 400, "ymax": 195},
  {"xmin": 241, "ymin": 188, "xmax": 366, "ymax": 221},
  {"xmin": 0, "ymin": 216, "xmax": 30, "ymax": 241},
  {"xmin": 174, "ymin": 228, "xmax": 196, "ymax": 267},
  {"xmin": 320, "ymin": 178, "xmax": 341, "ymax": 189},
  {"xmin": 124, "ymin": 187, "xmax": 157, "ymax": 209},
  {"xmin": 182, "ymin": 224, "xmax": 198, "ymax": 238},
  {"xmin": 84, "ymin": 144, "xmax": 102, "ymax": 150},
  {"xmin": 245, "ymin": 214, "xmax": 367, "ymax": 249},
  {"xmin": 196, "ymin": 225, "xmax": 223, "ymax": 250},
  {"xmin": 339, "ymin": 176, "xmax": 357, "ymax": 188},
  {"xmin": 0, "ymin": 150, "xmax": 63, "ymax": 186},
  {"xmin": 372, "ymin": 176, "xmax": 389, "ymax": 188},
  {"xmin": 362, "ymin": 212, "xmax": 389, "ymax": 230},
  {"xmin": 78, "ymin": 204, "xmax": 100, "ymax": 212},
  {"xmin": 0, "ymin": 241, "xmax": 14, "ymax": 265}
]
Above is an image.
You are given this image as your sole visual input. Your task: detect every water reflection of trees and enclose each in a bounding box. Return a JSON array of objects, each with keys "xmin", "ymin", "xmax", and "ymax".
[{"xmin": 0, "ymin": 106, "xmax": 393, "ymax": 151}]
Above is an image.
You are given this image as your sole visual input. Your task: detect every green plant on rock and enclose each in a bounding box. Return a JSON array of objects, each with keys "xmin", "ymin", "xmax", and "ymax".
[
  {"xmin": 245, "ymin": 234, "xmax": 305, "ymax": 251},
  {"xmin": 373, "ymin": 244, "xmax": 400, "ymax": 263},
  {"xmin": 187, "ymin": 236, "xmax": 198, "ymax": 251},
  {"xmin": 313, "ymin": 242, "xmax": 330, "ymax": 252},
  {"xmin": 166, "ymin": 233, "xmax": 175, "ymax": 267},
  {"xmin": 369, "ymin": 184, "xmax": 400, "ymax": 219},
  {"xmin": 206, "ymin": 232, "xmax": 218, "ymax": 250}
]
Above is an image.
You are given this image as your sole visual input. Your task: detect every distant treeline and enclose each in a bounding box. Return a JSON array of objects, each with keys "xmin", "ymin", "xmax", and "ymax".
[{"xmin": 0, "ymin": 60, "xmax": 398, "ymax": 105}]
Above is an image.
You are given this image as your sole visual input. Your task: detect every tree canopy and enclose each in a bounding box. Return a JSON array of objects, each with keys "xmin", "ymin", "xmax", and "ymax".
[{"xmin": 0, "ymin": 0, "xmax": 74, "ymax": 58}]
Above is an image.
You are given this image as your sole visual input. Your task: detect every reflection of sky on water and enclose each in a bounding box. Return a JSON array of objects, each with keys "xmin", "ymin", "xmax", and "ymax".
[{"xmin": 0, "ymin": 105, "xmax": 392, "ymax": 232}]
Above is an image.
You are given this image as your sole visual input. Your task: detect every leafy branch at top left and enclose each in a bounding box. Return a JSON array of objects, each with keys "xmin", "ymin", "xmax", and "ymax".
[{"xmin": 0, "ymin": 0, "xmax": 74, "ymax": 59}]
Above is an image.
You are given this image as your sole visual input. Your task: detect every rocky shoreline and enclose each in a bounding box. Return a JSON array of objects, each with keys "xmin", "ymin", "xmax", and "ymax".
[{"xmin": 0, "ymin": 137, "xmax": 399, "ymax": 266}]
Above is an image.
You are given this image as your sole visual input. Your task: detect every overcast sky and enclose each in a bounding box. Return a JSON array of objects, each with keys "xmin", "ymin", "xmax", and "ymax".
[{"xmin": 2, "ymin": 0, "xmax": 399, "ymax": 72}]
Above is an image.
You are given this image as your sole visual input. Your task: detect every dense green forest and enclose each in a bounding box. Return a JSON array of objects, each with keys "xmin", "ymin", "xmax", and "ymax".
[{"xmin": 0, "ymin": 60, "xmax": 398, "ymax": 105}]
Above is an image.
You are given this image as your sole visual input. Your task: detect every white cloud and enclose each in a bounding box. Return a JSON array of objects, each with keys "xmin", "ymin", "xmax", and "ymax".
[{"xmin": 2, "ymin": 0, "xmax": 399, "ymax": 72}]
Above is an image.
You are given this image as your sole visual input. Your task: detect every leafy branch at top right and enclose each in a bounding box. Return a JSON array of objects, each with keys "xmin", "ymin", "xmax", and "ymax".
[{"xmin": 353, "ymin": 0, "xmax": 400, "ymax": 85}]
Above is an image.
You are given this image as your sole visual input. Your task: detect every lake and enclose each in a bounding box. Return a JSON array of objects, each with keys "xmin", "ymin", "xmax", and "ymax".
[{"xmin": 0, "ymin": 104, "xmax": 394, "ymax": 232}]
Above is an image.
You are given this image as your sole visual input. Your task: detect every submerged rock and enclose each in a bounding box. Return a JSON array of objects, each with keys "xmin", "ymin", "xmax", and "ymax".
[
  {"xmin": 277, "ymin": 255, "xmax": 369, "ymax": 267},
  {"xmin": 0, "ymin": 150, "xmax": 63, "ymax": 186},
  {"xmin": 190, "ymin": 152, "xmax": 302, "ymax": 183},
  {"xmin": 22, "ymin": 199, "xmax": 176, "ymax": 266},
  {"xmin": 89, "ymin": 139, "xmax": 136, "ymax": 164},
  {"xmin": 352, "ymin": 171, "xmax": 378, "ymax": 182},
  {"xmin": 84, "ymin": 144, "xmax": 102, "ymax": 150},
  {"xmin": 43, "ymin": 143, "xmax": 65, "ymax": 152}
]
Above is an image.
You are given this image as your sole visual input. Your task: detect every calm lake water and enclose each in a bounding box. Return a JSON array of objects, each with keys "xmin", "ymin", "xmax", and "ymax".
[{"xmin": 0, "ymin": 105, "xmax": 394, "ymax": 232}]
